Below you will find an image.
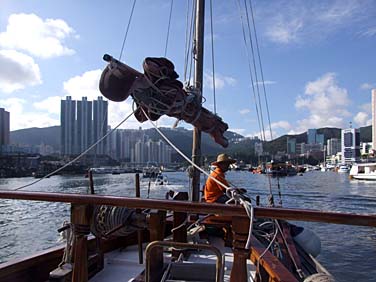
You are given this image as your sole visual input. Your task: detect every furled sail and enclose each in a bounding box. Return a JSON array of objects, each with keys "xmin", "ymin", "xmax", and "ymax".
[{"xmin": 99, "ymin": 54, "xmax": 229, "ymax": 147}]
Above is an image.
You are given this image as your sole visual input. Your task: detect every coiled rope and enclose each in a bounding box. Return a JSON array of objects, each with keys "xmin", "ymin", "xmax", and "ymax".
[{"xmin": 91, "ymin": 205, "xmax": 147, "ymax": 238}]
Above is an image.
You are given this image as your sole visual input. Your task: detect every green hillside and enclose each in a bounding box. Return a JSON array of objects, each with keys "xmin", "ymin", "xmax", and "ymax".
[{"xmin": 9, "ymin": 125, "xmax": 373, "ymax": 162}]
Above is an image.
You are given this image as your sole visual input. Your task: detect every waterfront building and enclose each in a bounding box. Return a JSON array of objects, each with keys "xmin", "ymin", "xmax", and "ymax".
[
  {"xmin": 254, "ymin": 142, "xmax": 263, "ymax": 156},
  {"xmin": 327, "ymin": 138, "xmax": 341, "ymax": 156},
  {"xmin": 303, "ymin": 143, "xmax": 322, "ymax": 154},
  {"xmin": 93, "ymin": 96, "xmax": 108, "ymax": 155},
  {"xmin": 296, "ymin": 143, "xmax": 305, "ymax": 155},
  {"xmin": 316, "ymin": 134, "xmax": 324, "ymax": 146},
  {"xmin": 287, "ymin": 137, "xmax": 296, "ymax": 154},
  {"xmin": 146, "ymin": 140, "xmax": 159, "ymax": 163},
  {"xmin": 134, "ymin": 140, "xmax": 145, "ymax": 163},
  {"xmin": 341, "ymin": 128, "xmax": 360, "ymax": 164},
  {"xmin": 307, "ymin": 128, "xmax": 324, "ymax": 148},
  {"xmin": 0, "ymin": 108, "xmax": 10, "ymax": 154},
  {"xmin": 360, "ymin": 142, "xmax": 372, "ymax": 156},
  {"xmin": 61, "ymin": 96, "xmax": 108, "ymax": 157},
  {"xmin": 372, "ymin": 89, "xmax": 376, "ymax": 150},
  {"xmin": 76, "ymin": 97, "xmax": 93, "ymax": 154},
  {"xmin": 307, "ymin": 129, "xmax": 316, "ymax": 145},
  {"xmin": 61, "ymin": 96, "xmax": 76, "ymax": 155},
  {"xmin": 37, "ymin": 143, "xmax": 56, "ymax": 156}
]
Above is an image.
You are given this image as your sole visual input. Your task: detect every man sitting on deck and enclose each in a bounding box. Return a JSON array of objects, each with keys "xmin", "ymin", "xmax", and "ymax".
[{"xmin": 204, "ymin": 153, "xmax": 236, "ymax": 203}]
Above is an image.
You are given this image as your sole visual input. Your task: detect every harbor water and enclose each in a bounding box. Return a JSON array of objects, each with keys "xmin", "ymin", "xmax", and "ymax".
[{"xmin": 0, "ymin": 171, "xmax": 375, "ymax": 281}]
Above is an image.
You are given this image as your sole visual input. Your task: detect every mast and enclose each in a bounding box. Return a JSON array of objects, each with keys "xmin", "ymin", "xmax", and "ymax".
[{"xmin": 191, "ymin": 0, "xmax": 205, "ymax": 202}]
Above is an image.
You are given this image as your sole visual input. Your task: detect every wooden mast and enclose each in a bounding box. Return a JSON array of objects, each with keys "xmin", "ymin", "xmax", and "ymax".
[{"xmin": 191, "ymin": 0, "xmax": 205, "ymax": 202}]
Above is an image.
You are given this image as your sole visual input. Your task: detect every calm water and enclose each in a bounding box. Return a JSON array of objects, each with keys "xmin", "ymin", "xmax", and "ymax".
[{"xmin": 0, "ymin": 171, "xmax": 375, "ymax": 281}]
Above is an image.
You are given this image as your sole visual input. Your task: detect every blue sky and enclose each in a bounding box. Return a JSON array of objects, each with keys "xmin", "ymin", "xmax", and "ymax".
[{"xmin": 0, "ymin": 0, "xmax": 375, "ymax": 140}]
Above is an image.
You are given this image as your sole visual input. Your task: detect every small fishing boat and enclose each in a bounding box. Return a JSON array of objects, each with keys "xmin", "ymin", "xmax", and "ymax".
[
  {"xmin": 154, "ymin": 173, "xmax": 169, "ymax": 185},
  {"xmin": 265, "ymin": 162, "xmax": 297, "ymax": 177}
]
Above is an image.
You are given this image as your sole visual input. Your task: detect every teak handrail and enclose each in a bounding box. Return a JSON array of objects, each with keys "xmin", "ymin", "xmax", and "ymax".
[{"xmin": 0, "ymin": 190, "xmax": 375, "ymax": 227}]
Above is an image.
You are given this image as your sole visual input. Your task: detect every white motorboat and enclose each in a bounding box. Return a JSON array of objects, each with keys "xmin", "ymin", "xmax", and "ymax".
[
  {"xmin": 337, "ymin": 165, "xmax": 349, "ymax": 173},
  {"xmin": 349, "ymin": 163, "xmax": 376, "ymax": 180}
]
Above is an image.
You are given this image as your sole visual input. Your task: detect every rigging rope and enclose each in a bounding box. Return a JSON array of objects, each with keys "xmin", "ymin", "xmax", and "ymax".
[
  {"xmin": 248, "ymin": 0, "xmax": 273, "ymax": 140},
  {"xmin": 13, "ymin": 110, "xmax": 135, "ymax": 191},
  {"xmin": 254, "ymin": 221, "xmax": 279, "ymax": 282},
  {"xmin": 209, "ymin": 0, "xmax": 217, "ymax": 114},
  {"xmin": 183, "ymin": 0, "xmax": 195, "ymax": 83},
  {"xmin": 235, "ymin": 0, "xmax": 264, "ymax": 141},
  {"xmin": 140, "ymin": 107, "xmax": 256, "ymax": 250},
  {"xmin": 242, "ymin": 0, "xmax": 267, "ymax": 142},
  {"xmin": 119, "ymin": 0, "xmax": 137, "ymax": 61},
  {"xmin": 235, "ymin": 0, "xmax": 275, "ymax": 204},
  {"xmin": 164, "ymin": 0, "xmax": 174, "ymax": 57},
  {"xmin": 140, "ymin": 107, "xmax": 230, "ymax": 192}
]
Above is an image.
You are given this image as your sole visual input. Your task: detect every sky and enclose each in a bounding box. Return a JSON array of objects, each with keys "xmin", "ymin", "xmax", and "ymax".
[{"xmin": 0, "ymin": 0, "xmax": 375, "ymax": 140}]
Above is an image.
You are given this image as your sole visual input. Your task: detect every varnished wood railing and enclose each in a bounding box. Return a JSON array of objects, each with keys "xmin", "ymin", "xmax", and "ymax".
[
  {"xmin": 1, "ymin": 190, "xmax": 375, "ymax": 282},
  {"xmin": 0, "ymin": 190, "xmax": 375, "ymax": 227}
]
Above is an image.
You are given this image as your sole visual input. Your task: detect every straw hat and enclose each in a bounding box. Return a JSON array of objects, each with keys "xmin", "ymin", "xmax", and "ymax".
[{"xmin": 211, "ymin": 153, "xmax": 237, "ymax": 166}]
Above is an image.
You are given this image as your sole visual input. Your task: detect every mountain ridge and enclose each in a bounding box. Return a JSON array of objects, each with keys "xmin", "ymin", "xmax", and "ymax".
[{"xmin": 10, "ymin": 125, "xmax": 372, "ymax": 161}]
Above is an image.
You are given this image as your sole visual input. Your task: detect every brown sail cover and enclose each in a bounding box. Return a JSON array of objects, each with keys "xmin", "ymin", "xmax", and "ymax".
[{"xmin": 99, "ymin": 55, "xmax": 229, "ymax": 147}]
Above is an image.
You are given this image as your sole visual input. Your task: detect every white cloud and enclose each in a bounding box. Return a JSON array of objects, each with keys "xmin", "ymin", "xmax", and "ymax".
[
  {"xmin": 0, "ymin": 97, "xmax": 58, "ymax": 130},
  {"xmin": 247, "ymin": 129, "xmax": 276, "ymax": 141},
  {"xmin": 63, "ymin": 70, "xmax": 103, "ymax": 100},
  {"xmin": 62, "ymin": 69, "xmax": 155, "ymax": 130},
  {"xmin": 203, "ymin": 72, "xmax": 236, "ymax": 90},
  {"xmin": 271, "ymin": 120, "xmax": 292, "ymax": 131},
  {"xmin": 295, "ymin": 73, "xmax": 350, "ymax": 131},
  {"xmin": 353, "ymin": 112, "xmax": 371, "ymax": 127},
  {"xmin": 253, "ymin": 80, "xmax": 276, "ymax": 86},
  {"xmin": 360, "ymin": 27, "xmax": 376, "ymax": 37},
  {"xmin": 0, "ymin": 97, "xmax": 26, "ymax": 115},
  {"xmin": 230, "ymin": 128, "xmax": 246, "ymax": 136},
  {"xmin": 360, "ymin": 83, "xmax": 375, "ymax": 90},
  {"xmin": 33, "ymin": 96, "xmax": 61, "ymax": 114},
  {"xmin": 247, "ymin": 121, "xmax": 291, "ymax": 140},
  {"xmin": 0, "ymin": 13, "xmax": 76, "ymax": 58},
  {"xmin": 0, "ymin": 49, "xmax": 42, "ymax": 93},
  {"xmin": 239, "ymin": 109, "xmax": 250, "ymax": 115},
  {"xmin": 260, "ymin": 1, "xmax": 374, "ymax": 44},
  {"xmin": 266, "ymin": 18, "xmax": 303, "ymax": 44}
]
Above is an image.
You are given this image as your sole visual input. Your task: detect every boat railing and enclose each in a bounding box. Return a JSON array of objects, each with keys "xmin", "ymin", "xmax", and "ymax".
[
  {"xmin": 0, "ymin": 190, "xmax": 375, "ymax": 282},
  {"xmin": 0, "ymin": 190, "xmax": 375, "ymax": 227}
]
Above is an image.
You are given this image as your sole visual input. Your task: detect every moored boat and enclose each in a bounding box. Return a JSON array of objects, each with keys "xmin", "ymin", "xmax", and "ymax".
[
  {"xmin": 265, "ymin": 162, "xmax": 298, "ymax": 177},
  {"xmin": 349, "ymin": 163, "xmax": 376, "ymax": 180},
  {"xmin": 337, "ymin": 165, "xmax": 349, "ymax": 173}
]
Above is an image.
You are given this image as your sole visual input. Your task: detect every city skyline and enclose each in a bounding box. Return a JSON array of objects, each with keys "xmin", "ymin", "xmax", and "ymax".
[
  {"xmin": 60, "ymin": 95, "xmax": 172, "ymax": 163},
  {"xmin": 0, "ymin": 1, "xmax": 375, "ymax": 140}
]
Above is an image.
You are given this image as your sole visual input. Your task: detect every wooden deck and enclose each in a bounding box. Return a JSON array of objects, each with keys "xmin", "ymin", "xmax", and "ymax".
[{"xmin": 90, "ymin": 237, "xmax": 256, "ymax": 282}]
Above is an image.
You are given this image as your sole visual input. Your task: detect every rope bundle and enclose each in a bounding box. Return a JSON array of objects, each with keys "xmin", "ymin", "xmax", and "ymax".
[
  {"xmin": 99, "ymin": 54, "xmax": 229, "ymax": 147},
  {"xmin": 91, "ymin": 205, "xmax": 147, "ymax": 238}
]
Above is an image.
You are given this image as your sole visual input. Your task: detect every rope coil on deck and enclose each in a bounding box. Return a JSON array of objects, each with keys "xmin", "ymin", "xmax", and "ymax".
[{"xmin": 91, "ymin": 205, "xmax": 147, "ymax": 238}]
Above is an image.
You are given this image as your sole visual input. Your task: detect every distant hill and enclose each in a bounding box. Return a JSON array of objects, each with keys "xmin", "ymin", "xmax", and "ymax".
[
  {"xmin": 9, "ymin": 125, "xmax": 373, "ymax": 161},
  {"xmin": 9, "ymin": 126, "xmax": 243, "ymax": 159},
  {"xmin": 10, "ymin": 126, "xmax": 60, "ymax": 150}
]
